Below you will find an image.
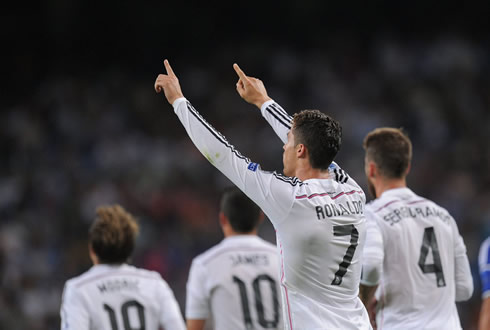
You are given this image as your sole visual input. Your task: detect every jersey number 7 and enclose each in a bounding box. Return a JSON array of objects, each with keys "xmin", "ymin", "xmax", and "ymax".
[{"xmin": 332, "ymin": 224, "xmax": 359, "ymax": 286}]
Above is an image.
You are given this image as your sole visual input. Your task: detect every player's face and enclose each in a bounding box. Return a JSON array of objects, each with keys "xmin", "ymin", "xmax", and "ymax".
[{"xmin": 283, "ymin": 130, "xmax": 297, "ymax": 177}]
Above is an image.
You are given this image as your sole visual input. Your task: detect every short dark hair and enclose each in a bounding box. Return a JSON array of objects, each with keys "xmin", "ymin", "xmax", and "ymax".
[
  {"xmin": 363, "ymin": 127, "xmax": 412, "ymax": 179},
  {"xmin": 89, "ymin": 205, "xmax": 139, "ymax": 264},
  {"xmin": 292, "ymin": 110, "xmax": 342, "ymax": 170},
  {"xmin": 220, "ymin": 187, "xmax": 261, "ymax": 233}
]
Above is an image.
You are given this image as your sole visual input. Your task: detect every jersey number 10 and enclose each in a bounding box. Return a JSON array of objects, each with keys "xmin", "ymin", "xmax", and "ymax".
[
  {"xmin": 103, "ymin": 300, "xmax": 146, "ymax": 330},
  {"xmin": 233, "ymin": 274, "xmax": 280, "ymax": 329}
]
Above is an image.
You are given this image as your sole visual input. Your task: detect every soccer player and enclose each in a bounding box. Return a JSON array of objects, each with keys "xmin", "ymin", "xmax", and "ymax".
[
  {"xmin": 155, "ymin": 60, "xmax": 371, "ymax": 329},
  {"xmin": 479, "ymin": 237, "xmax": 490, "ymax": 330},
  {"xmin": 186, "ymin": 187, "xmax": 281, "ymax": 330},
  {"xmin": 359, "ymin": 128, "xmax": 473, "ymax": 329},
  {"xmin": 60, "ymin": 205, "xmax": 185, "ymax": 330}
]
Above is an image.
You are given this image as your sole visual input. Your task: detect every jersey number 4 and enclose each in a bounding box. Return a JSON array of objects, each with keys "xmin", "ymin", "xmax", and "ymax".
[
  {"xmin": 418, "ymin": 227, "xmax": 446, "ymax": 287},
  {"xmin": 103, "ymin": 300, "xmax": 146, "ymax": 330},
  {"xmin": 233, "ymin": 274, "xmax": 280, "ymax": 329}
]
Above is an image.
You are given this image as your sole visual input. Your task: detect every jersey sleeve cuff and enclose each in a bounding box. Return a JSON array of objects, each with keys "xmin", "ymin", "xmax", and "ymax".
[
  {"xmin": 360, "ymin": 278, "xmax": 379, "ymax": 287},
  {"xmin": 172, "ymin": 97, "xmax": 187, "ymax": 109},
  {"xmin": 186, "ymin": 310, "xmax": 209, "ymax": 320},
  {"xmin": 260, "ymin": 99, "xmax": 275, "ymax": 116}
]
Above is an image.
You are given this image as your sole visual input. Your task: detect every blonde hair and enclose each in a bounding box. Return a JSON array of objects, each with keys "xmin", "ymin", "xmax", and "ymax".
[{"xmin": 89, "ymin": 205, "xmax": 139, "ymax": 264}]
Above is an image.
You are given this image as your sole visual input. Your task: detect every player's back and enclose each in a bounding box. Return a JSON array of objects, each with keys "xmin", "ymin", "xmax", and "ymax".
[
  {"xmin": 366, "ymin": 187, "xmax": 464, "ymax": 329},
  {"xmin": 61, "ymin": 263, "xmax": 184, "ymax": 330},
  {"xmin": 186, "ymin": 235, "xmax": 282, "ymax": 330},
  {"xmin": 277, "ymin": 177, "xmax": 369, "ymax": 329}
]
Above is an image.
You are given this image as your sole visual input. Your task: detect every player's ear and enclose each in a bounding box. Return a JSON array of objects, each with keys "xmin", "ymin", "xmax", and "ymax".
[
  {"xmin": 258, "ymin": 211, "xmax": 265, "ymax": 224},
  {"xmin": 368, "ymin": 161, "xmax": 377, "ymax": 179},
  {"xmin": 219, "ymin": 212, "xmax": 228, "ymax": 227},
  {"xmin": 296, "ymin": 144, "xmax": 307, "ymax": 158},
  {"xmin": 405, "ymin": 162, "xmax": 411, "ymax": 176}
]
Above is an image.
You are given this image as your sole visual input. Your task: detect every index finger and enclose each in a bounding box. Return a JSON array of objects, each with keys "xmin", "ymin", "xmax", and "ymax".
[
  {"xmin": 233, "ymin": 63, "xmax": 248, "ymax": 81},
  {"xmin": 164, "ymin": 59, "xmax": 176, "ymax": 77}
]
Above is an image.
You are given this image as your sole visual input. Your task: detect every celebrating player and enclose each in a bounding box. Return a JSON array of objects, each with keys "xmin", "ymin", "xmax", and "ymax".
[
  {"xmin": 479, "ymin": 237, "xmax": 490, "ymax": 330},
  {"xmin": 155, "ymin": 60, "xmax": 371, "ymax": 329},
  {"xmin": 186, "ymin": 187, "xmax": 281, "ymax": 330},
  {"xmin": 60, "ymin": 205, "xmax": 185, "ymax": 330},
  {"xmin": 359, "ymin": 128, "xmax": 473, "ymax": 329}
]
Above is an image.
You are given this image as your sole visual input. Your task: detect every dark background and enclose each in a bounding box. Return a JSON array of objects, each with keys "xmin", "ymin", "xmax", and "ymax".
[{"xmin": 1, "ymin": 1, "xmax": 490, "ymax": 329}]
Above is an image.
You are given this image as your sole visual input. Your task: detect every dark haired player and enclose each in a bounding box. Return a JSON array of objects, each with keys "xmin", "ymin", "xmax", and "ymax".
[
  {"xmin": 155, "ymin": 60, "xmax": 370, "ymax": 329},
  {"xmin": 60, "ymin": 205, "xmax": 185, "ymax": 330},
  {"xmin": 359, "ymin": 128, "xmax": 473, "ymax": 329},
  {"xmin": 186, "ymin": 187, "xmax": 281, "ymax": 330}
]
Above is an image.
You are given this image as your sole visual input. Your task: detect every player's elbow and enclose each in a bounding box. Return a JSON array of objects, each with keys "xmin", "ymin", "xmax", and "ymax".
[{"xmin": 455, "ymin": 278, "xmax": 474, "ymax": 301}]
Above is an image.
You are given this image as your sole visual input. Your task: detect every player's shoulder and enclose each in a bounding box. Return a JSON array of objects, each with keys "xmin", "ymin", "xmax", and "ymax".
[
  {"xmin": 192, "ymin": 236, "xmax": 277, "ymax": 267},
  {"xmin": 123, "ymin": 264, "xmax": 164, "ymax": 281},
  {"xmin": 63, "ymin": 266, "xmax": 99, "ymax": 290}
]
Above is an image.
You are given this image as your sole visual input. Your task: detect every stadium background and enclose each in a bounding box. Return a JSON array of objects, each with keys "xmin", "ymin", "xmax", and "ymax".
[{"xmin": 2, "ymin": 1, "xmax": 490, "ymax": 329}]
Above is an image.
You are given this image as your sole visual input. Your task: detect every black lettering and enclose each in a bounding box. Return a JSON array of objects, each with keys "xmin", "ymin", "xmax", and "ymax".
[
  {"xmin": 425, "ymin": 207, "xmax": 433, "ymax": 217},
  {"xmin": 346, "ymin": 201, "xmax": 354, "ymax": 213},
  {"xmin": 325, "ymin": 204, "xmax": 333, "ymax": 217},
  {"xmin": 416, "ymin": 208, "xmax": 425, "ymax": 217},
  {"xmin": 339, "ymin": 204, "xmax": 350, "ymax": 215},
  {"xmin": 98, "ymin": 284, "xmax": 107, "ymax": 293},
  {"xmin": 316, "ymin": 206, "xmax": 325, "ymax": 220}
]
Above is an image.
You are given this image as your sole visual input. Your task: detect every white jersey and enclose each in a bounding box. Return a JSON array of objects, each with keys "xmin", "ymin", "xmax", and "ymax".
[
  {"xmin": 361, "ymin": 187, "xmax": 473, "ymax": 330},
  {"xmin": 60, "ymin": 264, "xmax": 185, "ymax": 330},
  {"xmin": 186, "ymin": 235, "xmax": 282, "ymax": 330},
  {"xmin": 173, "ymin": 98, "xmax": 371, "ymax": 330}
]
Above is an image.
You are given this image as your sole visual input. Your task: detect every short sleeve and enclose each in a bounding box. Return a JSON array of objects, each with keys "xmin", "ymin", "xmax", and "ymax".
[
  {"xmin": 185, "ymin": 259, "xmax": 211, "ymax": 320},
  {"xmin": 360, "ymin": 208, "xmax": 384, "ymax": 286},
  {"xmin": 157, "ymin": 278, "xmax": 186, "ymax": 330},
  {"xmin": 60, "ymin": 281, "xmax": 90, "ymax": 330}
]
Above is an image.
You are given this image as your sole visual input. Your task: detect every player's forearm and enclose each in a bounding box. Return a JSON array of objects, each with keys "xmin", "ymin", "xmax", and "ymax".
[
  {"xmin": 359, "ymin": 284, "xmax": 377, "ymax": 307},
  {"xmin": 260, "ymin": 101, "xmax": 292, "ymax": 144},
  {"xmin": 172, "ymin": 98, "xmax": 253, "ymax": 194},
  {"xmin": 187, "ymin": 319, "xmax": 206, "ymax": 330},
  {"xmin": 479, "ymin": 298, "xmax": 490, "ymax": 330}
]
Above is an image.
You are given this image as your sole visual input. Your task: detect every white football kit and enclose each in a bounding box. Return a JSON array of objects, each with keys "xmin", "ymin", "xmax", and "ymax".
[
  {"xmin": 173, "ymin": 97, "xmax": 371, "ymax": 330},
  {"xmin": 60, "ymin": 263, "xmax": 185, "ymax": 330},
  {"xmin": 186, "ymin": 235, "xmax": 282, "ymax": 330},
  {"xmin": 361, "ymin": 187, "xmax": 473, "ymax": 330}
]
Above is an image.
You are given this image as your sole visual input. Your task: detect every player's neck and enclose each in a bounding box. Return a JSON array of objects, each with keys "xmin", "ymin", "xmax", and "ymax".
[
  {"xmin": 224, "ymin": 229, "xmax": 258, "ymax": 238},
  {"xmin": 375, "ymin": 177, "xmax": 407, "ymax": 198},
  {"xmin": 294, "ymin": 164, "xmax": 329, "ymax": 181}
]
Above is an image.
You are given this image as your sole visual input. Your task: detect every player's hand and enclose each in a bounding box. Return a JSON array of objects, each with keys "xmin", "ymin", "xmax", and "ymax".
[
  {"xmin": 367, "ymin": 297, "xmax": 377, "ymax": 330},
  {"xmin": 154, "ymin": 59, "xmax": 184, "ymax": 105},
  {"xmin": 233, "ymin": 63, "xmax": 272, "ymax": 108}
]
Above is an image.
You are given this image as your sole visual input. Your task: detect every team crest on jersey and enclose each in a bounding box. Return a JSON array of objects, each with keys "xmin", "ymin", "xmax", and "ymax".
[{"xmin": 247, "ymin": 162, "xmax": 259, "ymax": 172}]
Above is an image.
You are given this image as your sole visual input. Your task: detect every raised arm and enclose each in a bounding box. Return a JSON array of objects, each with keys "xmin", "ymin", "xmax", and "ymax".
[
  {"xmin": 155, "ymin": 60, "xmax": 295, "ymax": 225},
  {"xmin": 234, "ymin": 64, "xmax": 290, "ymax": 144}
]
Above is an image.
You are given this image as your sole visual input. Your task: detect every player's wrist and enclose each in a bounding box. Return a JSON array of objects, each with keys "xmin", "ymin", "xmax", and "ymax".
[{"xmin": 254, "ymin": 97, "xmax": 272, "ymax": 109}]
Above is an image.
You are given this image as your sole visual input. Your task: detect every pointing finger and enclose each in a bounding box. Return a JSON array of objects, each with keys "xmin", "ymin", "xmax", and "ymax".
[
  {"xmin": 233, "ymin": 63, "xmax": 248, "ymax": 81},
  {"xmin": 164, "ymin": 59, "xmax": 176, "ymax": 77}
]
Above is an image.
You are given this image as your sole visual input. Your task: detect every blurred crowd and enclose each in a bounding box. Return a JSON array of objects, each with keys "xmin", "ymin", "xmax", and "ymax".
[{"xmin": 1, "ymin": 35, "xmax": 489, "ymax": 329}]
